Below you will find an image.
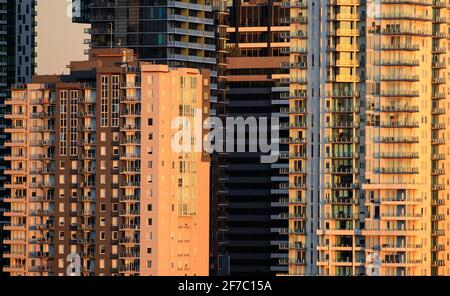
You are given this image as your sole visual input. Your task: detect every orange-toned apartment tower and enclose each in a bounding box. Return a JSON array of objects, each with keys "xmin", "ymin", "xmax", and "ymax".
[{"xmin": 3, "ymin": 49, "xmax": 210, "ymax": 276}]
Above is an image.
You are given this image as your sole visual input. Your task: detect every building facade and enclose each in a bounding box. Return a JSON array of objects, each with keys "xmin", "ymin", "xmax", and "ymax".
[
  {"xmin": 287, "ymin": 0, "xmax": 450, "ymax": 275},
  {"xmin": 72, "ymin": 0, "xmax": 226, "ymax": 113},
  {"xmin": 212, "ymin": 0, "xmax": 290, "ymax": 275},
  {"xmin": 3, "ymin": 48, "xmax": 210, "ymax": 276},
  {"xmin": 71, "ymin": 2, "xmax": 229, "ymax": 274},
  {"xmin": 0, "ymin": 0, "xmax": 37, "ymax": 274}
]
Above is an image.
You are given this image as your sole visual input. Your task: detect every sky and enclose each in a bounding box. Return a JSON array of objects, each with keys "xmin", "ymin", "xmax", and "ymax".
[{"xmin": 36, "ymin": 0, "xmax": 88, "ymax": 75}]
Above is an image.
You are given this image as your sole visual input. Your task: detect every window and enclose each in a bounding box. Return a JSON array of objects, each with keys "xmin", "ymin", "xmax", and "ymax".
[
  {"xmin": 111, "ymin": 75, "xmax": 119, "ymax": 127},
  {"xmin": 101, "ymin": 75, "xmax": 109, "ymax": 127}
]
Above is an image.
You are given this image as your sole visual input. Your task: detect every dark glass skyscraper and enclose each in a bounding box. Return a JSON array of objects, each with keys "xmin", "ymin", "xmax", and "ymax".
[
  {"xmin": 212, "ymin": 0, "xmax": 290, "ymax": 275},
  {"xmin": 72, "ymin": 0, "xmax": 225, "ymax": 112}
]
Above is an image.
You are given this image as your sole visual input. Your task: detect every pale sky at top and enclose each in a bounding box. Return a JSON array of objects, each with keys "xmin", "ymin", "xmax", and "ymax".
[{"xmin": 36, "ymin": 0, "xmax": 88, "ymax": 75}]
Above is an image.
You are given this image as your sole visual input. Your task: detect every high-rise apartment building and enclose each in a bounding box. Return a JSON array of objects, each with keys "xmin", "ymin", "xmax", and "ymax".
[
  {"xmin": 0, "ymin": 0, "xmax": 37, "ymax": 274},
  {"xmin": 3, "ymin": 48, "xmax": 210, "ymax": 276},
  {"xmin": 363, "ymin": 0, "xmax": 450, "ymax": 276},
  {"xmin": 71, "ymin": 2, "xmax": 229, "ymax": 274},
  {"xmin": 212, "ymin": 0, "xmax": 290, "ymax": 275},
  {"xmin": 286, "ymin": 0, "xmax": 450, "ymax": 275}
]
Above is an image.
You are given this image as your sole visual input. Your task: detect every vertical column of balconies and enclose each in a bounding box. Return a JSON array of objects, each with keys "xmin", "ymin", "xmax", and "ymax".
[
  {"xmin": 78, "ymin": 85, "xmax": 97, "ymax": 275},
  {"xmin": 317, "ymin": 0, "xmax": 364, "ymax": 276},
  {"xmin": 27, "ymin": 88, "xmax": 55, "ymax": 275},
  {"xmin": 364, "ymin": 0, "xmax": 433, "ymax": 276},
  {"xmin": 430, "ymin": 0, "xmax": 449, "ymax": 275},
  {"xmin": 3, "ymin": 88, "xmax": 28, "ymax": 275},
  {"xmin": 119, "ymin": 73, "xmax": 141, "ymax": 275},
  {"xmin": 288, "ymin": 0, "xmax": 308, "ymax": 275}
]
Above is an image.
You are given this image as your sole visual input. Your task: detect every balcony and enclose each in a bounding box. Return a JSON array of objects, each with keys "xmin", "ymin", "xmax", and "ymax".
[
  {"xmin": 333, "ymin": 59, "xmax": 359, "ymax": 67},
  {"xmin": 335, "ymin": 75, "xmax": 360, "ymax": 82},
  {"xmin": 120, "ymin": 167, "xmax": 141, "ymax": 174},
  {"xmin": 279, "ymin": 152, "xmax": 307, "ymax": 159},
  {"xmin": 379, "ymin": 121, "xmax": 419, "ymax": 128},
  {"xmin": 4, "ymin": 140, "xmax": 26, "ymax": 147},
  {"xmin": 4, "ymin": 182, "xmax": 27, "ymax": 189},
  {"xmin": 375, "ymin": 44, "xmax": 420, "ymax": 51},
  {"xmin": 120, "ymin": 124, "xmax": 140, "ymax": 131},
  {"xmin": 380, "ymin": 212, "xmax": 422, "ymax": 220},
  {"xmin": 78, "ymin": 110, "xmax": 96, "ymax": 117},
  {"xmin": 378, "ymin": 28, "xmax": 431, "ymax": 37},
  {"xmin": 119, "ymin": 237, "xmax": 140, "ymax": 244},
  {"xmin": 4, "ymin": 112, "xmax": 25, "ymax": 119},
  {"xmin": 282, "ymin": 16, "xmax": 308, "ymax": 24},
  {"xmin": 373, "ymin": 167, "xmax": 419, "ymax": 174},
  {"xmin": 432, "ymin": 184, "xmax": 445, "ymax": 190},
  {"xmin": 280, "ymin": 137, "xmax": 307, "ymax": 144},
  {"xmin": 381, "ymin": 0, "xmax": 432, "ymax": 5},
  {"xmin": 120, "ymin": 138, "xmax": 141, "ymax": 145},
  {"xmin": 325, "ymin": 105, "xmax": 360, "ymax": 113},
  {"xmin": 331, "ymin": 44, "xmax": 359, "ymax": 52},
  {"xmin": 29, "ymin": 209, "xmax": 55, "ymax": 217},
  {"xmin": 432, "ymin": 62, "xmax": 446, "ymax": 69},
  {"xmin": 279, "ymin": 243, "xmax": 307, "ymax": 250},
  {"xmin": 373, "ymin": 152, "xmax": 419, "ymax": 159},
  {"xmin": 327, "ymin": 152, "xmax": 358, "ymax": 159},
  {"xmin": 120, "ymin": 210, "xmax": 140, "ymax": 217},
  {"xmin": 378, "ymin": 90, "xmax": 420, "ymax": 97},
  {"xmin": 279, "ymin": 228, "xmax": 306, "ymax": 235},
  {"xmin": 325, "ymin": 121, "xmax": 359, "ymax": 129},
  {"xmin": 431, "ymin": 168, "xmax": 445, "ymax": 175},
  {"xmin": 329, "ymin": 29, "xmax": 360, "ymax": 37},
  {"xmin": 431, "ymin": 198, "xmax": 445, "ymax": 206},
  {"xmin": 432, "ymin": 214, "xmax": 445, "ymax": 221},
  {"xmin": 328, "ymin": 0, "xmax": 360, "ymax": 5},
  {"xmin": 281, "ymin": 1, "xmax": 308, "ymax": 8},
  {"xmin": 371, "ymin": 75, "xmax": 419, "ymax": 82},
  {"xmin": 3, "ymin": 265, "xmax": 26, "ymax": 273},
  {"xmin": 375, "ymin": 12, "xmax": 432, "ymax": 21},
  {"xmin": 432, "ymin": 77, "xmax": 446, "ymax": 84},
  {"xmin": 324, "ymin": 182, "xmax": 359, "ymax": 189},
  {"xmin": 121, "ymin": 181, "xmax": 140, "ymax": 188},
  {"xmin": 119, "ymin": 252, "xmax": 140, "ymax": 259},
  {"xmin": 286, "ymin": 31, "xmax": 308, "ymax": 39},
  {"xmin": 121, "ymin": 153, "xmax": 140, "ymax": 160},
  {"xmin": 432, "ymin": 229, "xmax": 445, "ymax": 236},
  {"xmin": 324, "ymin": 197, "xmax": 358, "ymax": 205},
  {"xmin": 119, "ymin": 195, "xmax": 140, "ymax": 202},
  {"xmin": 433, "ymin": 31, "xmax": 447, "ymax": 39},
  {"xmin": 432, "ymin": 47, "xmax": 446, "ymax": 54},
  {"xmin": 289, "ymin": 47, "xmax": 308, "ymax": 54},
  {"xmin": 281, "ymin": 106, "xmax": 307, "ymax": 114},
  {"xmin": 325, "ymin": 136, "xmax": 358, "ymax": 143},
  {"xmin": 120, "ymin": 224, "xmax": 140, "ymax": 231},
  {"xmin": 78, "ymin": 209, "xmax": 95, "ymax": 216},
  {"xmin": 432, "ymin": 93, "xmax": 446, "ymax": 100},
  {"xmin": 120, "ymin": 95, "xmax": 140, "ymax": 103},
  {"xmin": 375, "ymin": 105, "xmax": 419, "ymax": 112},
  {"xmin": 380, "ymin": 196, "xmax": 423, "ymax": 204},
  {"xmin": 29, "ymin": 238, "xmax": 53, "ymax": 245},
  {"xmin": 431, "ymin": 138, "xmax": 445, "ymax": 145},
  {"xmin": 373, "ymin": 136, "xmax": 419, "ymax": 144},
  {"xmin": 120, "ymin": 110, "xmax": 141, "ymax": 117}
]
